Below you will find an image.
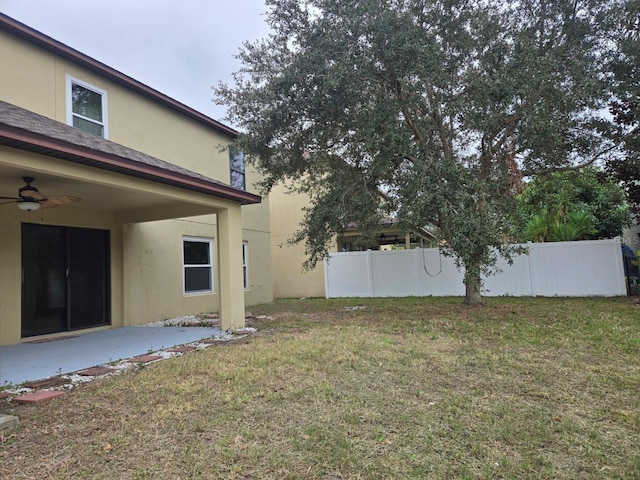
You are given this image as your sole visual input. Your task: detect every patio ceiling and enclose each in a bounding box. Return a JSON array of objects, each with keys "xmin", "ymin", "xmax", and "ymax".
[
  {"xmin": 0, "ymin": 159, "xmax": 231, "ymax": 223},
  {"xmin": 0, "ymin": 162, "xmax": 166, "ymax": 212}
]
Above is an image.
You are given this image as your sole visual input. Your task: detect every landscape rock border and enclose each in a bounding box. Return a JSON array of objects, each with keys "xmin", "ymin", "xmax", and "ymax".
[{"xmin": 0, "ymin": 316, "xmax": 262, "ymax": 405}]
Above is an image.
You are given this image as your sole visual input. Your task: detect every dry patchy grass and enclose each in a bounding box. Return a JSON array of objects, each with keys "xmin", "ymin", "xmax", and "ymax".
[{"xmin": 1, "ymin": 297, "xmax": 639, "ymax": 479}]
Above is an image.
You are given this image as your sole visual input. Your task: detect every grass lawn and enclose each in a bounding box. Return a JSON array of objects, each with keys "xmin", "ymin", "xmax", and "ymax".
[{"xmin": 1, "ymin": 297, "xmax": 639, "ymax": 479}]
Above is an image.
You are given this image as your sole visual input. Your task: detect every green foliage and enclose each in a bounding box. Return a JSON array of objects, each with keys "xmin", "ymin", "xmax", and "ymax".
[
  {"xmin": 523, "ymin": 209, "xmax": 598, "ymax": 242},
  {"xmin": 517, "ymin": 168, "xmax": 631, "ymax": 242},
  {"xmin": 607, "ymin": 156, "xmax": 640, "ymax": 218},
  {"xmin": 216, "ymin": 0, "xmax": 622, "ymax": 303},
  {"xmin": 554, "ymin": 210, "xmax": 599, "ymax": 241}
]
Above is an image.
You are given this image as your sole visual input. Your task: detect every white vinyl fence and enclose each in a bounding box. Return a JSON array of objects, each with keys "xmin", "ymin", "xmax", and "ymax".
[{"xmin": 324, "ymin": 238, "xmax": 627, "ymax": 298}]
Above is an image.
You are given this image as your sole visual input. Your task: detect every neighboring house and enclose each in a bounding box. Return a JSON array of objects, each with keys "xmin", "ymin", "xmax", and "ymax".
[
  {"xmin": 0, "ymin": 14, "xmax": 272, "ymax": 346},
  {"xmin": 269, "ymin": 183, "xmax": 435, "ymax": 298}
]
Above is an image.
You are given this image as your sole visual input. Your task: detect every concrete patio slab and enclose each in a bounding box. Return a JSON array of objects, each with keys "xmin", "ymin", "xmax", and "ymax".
[{"xmin": 0, "ymin": 326, "xmax": 221, "ymax": 386}]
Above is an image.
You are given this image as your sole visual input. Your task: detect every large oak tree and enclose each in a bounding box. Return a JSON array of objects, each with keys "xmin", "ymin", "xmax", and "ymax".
[{"xmin": 216, "ymin": 0, "xmax": 622, "ymax": 304}]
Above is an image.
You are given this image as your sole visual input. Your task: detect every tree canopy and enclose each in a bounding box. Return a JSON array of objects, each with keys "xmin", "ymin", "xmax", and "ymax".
[
  {"xmin": 607, "ymin": 0, "xmax": 640, "ymax": 217},
  {"xmin": 216, "ymin": 0, "xmax": 624, "ymax": 304}
]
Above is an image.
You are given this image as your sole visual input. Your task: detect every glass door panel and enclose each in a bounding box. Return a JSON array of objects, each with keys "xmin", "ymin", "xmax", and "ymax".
[
  {"xmin": 21, "ymin": 224, "xmax": 66, "ymax": 337},
  {"xmin": 68, "ymin": 227, "xmax": 110, "ymax": 329}
]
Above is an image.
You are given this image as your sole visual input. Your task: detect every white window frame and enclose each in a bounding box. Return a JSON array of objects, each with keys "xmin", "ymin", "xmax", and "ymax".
[
  {"xmin": 66, "ymin": 75, "xmax": 109, "ymax": 138},
  {"xmin": 182, "ymin": 236, "xmax": 214, "ymax": 295},
  {"xmin": 242, "ymin": 241, "xmax": 249, "ymax": 290}
]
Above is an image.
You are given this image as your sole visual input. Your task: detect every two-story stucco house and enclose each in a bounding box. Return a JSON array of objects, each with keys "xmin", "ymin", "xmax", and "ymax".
[{"xmin": 0, "ymin": 13, "xmax": 273, "ymax": 346}]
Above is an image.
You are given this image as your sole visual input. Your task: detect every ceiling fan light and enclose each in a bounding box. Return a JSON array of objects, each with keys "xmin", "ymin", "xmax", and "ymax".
[{"xmin": 18, "ymin": 201, "xmax": 41, "ymax": 211}]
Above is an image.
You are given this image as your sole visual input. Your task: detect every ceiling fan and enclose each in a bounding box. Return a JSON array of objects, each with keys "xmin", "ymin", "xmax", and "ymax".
[{"xmin": 0, "ymin": 177, "xmax": 81, "ymax": 211}]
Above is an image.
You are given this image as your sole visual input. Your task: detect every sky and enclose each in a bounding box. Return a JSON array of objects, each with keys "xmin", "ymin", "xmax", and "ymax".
[{"xmin": 0, "ymin": 0, "xmax": 272, "ymax": 126}]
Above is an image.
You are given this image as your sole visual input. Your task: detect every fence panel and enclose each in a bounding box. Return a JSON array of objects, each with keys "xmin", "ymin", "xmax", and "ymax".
[
  {"xmin": 482, "ymin": 248, "xmax": 533, "ymax": 296},
  {"xmin": 528, "ymin": 239, "xmax": 626, "ymax": 296},
  {"xmin": 368, "ymin": 250, "xmax": 423, "ymax": 296},
  {"xmin": 324, "ymin": 251, "xmax": 372, "ymax": 297},
  {"xmin": 418, "ymin": 249, "xmax": 466, "ymax": 296},
  {"xmin": 325, "ymin": 238, "xmax": 626, "ymax": 298}
]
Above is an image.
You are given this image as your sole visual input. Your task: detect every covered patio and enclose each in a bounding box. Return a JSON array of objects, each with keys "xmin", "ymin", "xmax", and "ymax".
[{"xmin": 0, "ymin": 101, "xmax": 260, "ymax": 346}]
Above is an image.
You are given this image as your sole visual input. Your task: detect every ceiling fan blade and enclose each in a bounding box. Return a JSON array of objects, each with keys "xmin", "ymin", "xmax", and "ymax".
[
  {"xmin": 40, "ymin": 196, "xmax": 81, "ymax": 209},
  {"xmin": 3, "ymin": 177, "xmax": 81, "ymax": 209},
  {"xmin": 22, "ymin": 191, "xmax": 45, "ymax": 201}
]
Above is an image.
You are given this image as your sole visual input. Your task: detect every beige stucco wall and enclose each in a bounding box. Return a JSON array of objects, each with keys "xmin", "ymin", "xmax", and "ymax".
[
  {"xmin": 122, "ymin": 165, "xmax": 273, "ymax": 326},
  {"xmin": 241, "ymin": 165, "xmax": 273, "ymax": 305},
  {"xmin": 269, "ymin": 183, "xmax": 326, "ymax": 298},
  {"xmin": 0, "ymin": 30, "xmax": 231, "ymax": 181},
  {"xmin": 123, "ymin": 218, "xmax": 273, "ymax": 326},
  {"xmin": 0, "ymin": 31, "xmax": 58, "ymax": 116},
  {"xmin": 123, "ymin": 219, "xmax": 218, "ymax": 324},
  {"xmin": 241, "ymin": 217, "xmax": 274, "ymax": 306}
]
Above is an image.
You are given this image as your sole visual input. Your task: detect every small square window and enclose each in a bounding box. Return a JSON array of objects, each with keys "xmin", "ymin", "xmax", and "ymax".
[
  {"xmin": 183, "ymin": 237, "xmax": 213, "ymax": 294},
  {"xmin": 66, "ymin": 76, "xmax": 108, "ymax": 138}
]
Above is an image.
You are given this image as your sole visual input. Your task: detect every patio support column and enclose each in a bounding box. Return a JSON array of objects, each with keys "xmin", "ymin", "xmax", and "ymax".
[
  {"xmin": 405, "ymin": 233, "xmax": 411, "ymax": 250},
  {"xmin": 217, "ymin": 204, "xmax": 245, "ymax": 331}
]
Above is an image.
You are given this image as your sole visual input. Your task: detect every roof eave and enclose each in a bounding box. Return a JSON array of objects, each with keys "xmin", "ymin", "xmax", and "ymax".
[{"xmin": 0, "ymin": 124, "xmax": 261, "ymax": 205}]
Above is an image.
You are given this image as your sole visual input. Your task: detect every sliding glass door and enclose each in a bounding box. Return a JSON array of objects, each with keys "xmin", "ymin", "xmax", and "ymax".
[{"xmin": 21, "ymin": 223, "xmax": 110, "ymax": 337}]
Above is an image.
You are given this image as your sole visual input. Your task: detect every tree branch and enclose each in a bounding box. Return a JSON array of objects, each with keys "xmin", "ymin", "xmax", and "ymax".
[{"xmin": 521, "ymin": 142, "xmax": 623, "ymax": 177}]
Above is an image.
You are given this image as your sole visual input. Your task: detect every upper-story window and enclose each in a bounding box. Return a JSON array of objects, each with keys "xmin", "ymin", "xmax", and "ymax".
[
  {"xmin": 229, "ymin": 148, "xmax": 246, "ymax": 190},
  {"xmin": 66, "ymin": 75, "xmax": 108, "ymax": 138}
]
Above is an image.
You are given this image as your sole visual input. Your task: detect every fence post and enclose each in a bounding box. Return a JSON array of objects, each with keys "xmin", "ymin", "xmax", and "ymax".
[
  {"xmin": 366, "ymin": 250, "xmax": 374, "ymax": 297},
  {"xmin": 323, "ymin": 256, "xmax": 330, "ymax": 299},
  {"xmin": 526, "ymin": 242, "xmax": 536, "ymax": 296},
  {"xmin": 613, "ymin": 237, "xmax": 627, "ymax": 295}
]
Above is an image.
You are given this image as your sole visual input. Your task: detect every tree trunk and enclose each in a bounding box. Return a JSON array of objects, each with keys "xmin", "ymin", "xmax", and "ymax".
[{"xmin": 463, "ymin": 269, "xmax": 483, "ymax": 305}]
